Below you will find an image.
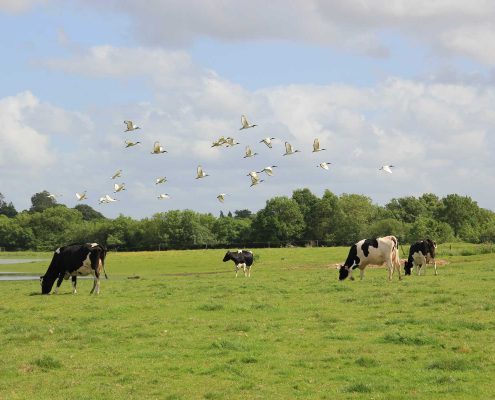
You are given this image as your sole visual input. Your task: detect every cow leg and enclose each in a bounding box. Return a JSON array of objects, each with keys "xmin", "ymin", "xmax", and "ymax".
[
  {"xmin": 235, "ymin": 264, "xmax": 239, "ymax": 278},
  {"xmin": 53, "ymin": 274, "xmax": 64, "ymax": 294},
  {"xmin": 71, "ymin": 276, "xmax": 77, "ymax": 294},
  {"xmin": 433, "ymin": 259, "xmax": 438, "ymax": 276},
  {"xmin": 90, "ymin": 270, "xmax": 100, "ymax": 295},
  {"xmin": 359, "ymin": 268, "xmax": 365, "ymax": 280},
  {"xmin": 247, "ymin": 266, "xmax": 251, "ymax": 277}
]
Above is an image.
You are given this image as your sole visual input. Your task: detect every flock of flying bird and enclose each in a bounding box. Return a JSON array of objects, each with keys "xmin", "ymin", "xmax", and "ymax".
[{"xmin": 47, "ymin": 115, "xmax": 394, "ymax": 206}]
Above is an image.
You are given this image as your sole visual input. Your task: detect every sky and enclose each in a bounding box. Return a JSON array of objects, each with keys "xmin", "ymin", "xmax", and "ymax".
[{"xmin": 1, "ymin": 0, "xmax": 495, "ymax": 219}]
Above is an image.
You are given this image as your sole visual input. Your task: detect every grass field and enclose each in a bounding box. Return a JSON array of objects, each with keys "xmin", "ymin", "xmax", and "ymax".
[{"xmin": 1, "ymin": 243, "xmax": 495, "ymax": 399}]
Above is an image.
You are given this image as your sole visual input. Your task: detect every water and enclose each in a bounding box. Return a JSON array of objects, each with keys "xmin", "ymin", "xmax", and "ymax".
[{"xmin": 0, "ymin": 259, "xmax": 46, "ymax": 281}]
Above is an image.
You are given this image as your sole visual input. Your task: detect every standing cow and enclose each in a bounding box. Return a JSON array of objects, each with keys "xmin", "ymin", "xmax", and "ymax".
[
  {"xmin": 223, "ymin": 250, "xmax": 254, "ymax": 277},
  {"xmin": 404, "ymin": 239, "xmax": 437, "ymax": 276},
  {"xmin": 40, "ymin": 243, "xmax": 107, "ymax": 294},
  {"xmin": 339, "ymin": 236, "xmax": 401, "ymax": 281}
]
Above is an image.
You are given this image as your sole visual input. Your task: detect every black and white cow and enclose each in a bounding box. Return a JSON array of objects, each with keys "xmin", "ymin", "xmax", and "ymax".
[
  {"xmin": 339, "ymin": 236, "xmax": 401, "ymax": 281},
  {"xmin": 40, "ymin": 243, "xmax": 107, "ymax": 295},
  {"xmin": 404, "ymin": 239, "xmax": 437, "ymax": 276},
  {"xmin": 223, "ymin": 250, "xmax": 254, "ymax": 277}
]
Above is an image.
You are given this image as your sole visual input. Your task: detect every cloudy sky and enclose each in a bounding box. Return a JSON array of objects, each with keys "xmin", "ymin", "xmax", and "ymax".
[{"xmin": 1, "ymin": 1, "xmax": 495, "ymax": 218}]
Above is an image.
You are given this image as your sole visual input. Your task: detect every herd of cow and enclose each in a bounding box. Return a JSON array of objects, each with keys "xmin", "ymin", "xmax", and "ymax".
[{"xmin": 39, "ymin": 237, "xmax": 437, "ymax": 294}]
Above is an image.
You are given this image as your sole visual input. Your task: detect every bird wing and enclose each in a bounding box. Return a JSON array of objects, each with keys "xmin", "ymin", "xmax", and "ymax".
[
  {"xmin": 153, "ymin": 142, "xmax": 161, "ymax": 153},
  {"xmin": 313, "ymin": 138, "xmax": 320, "ymax": 151},
  {"xmin": 125, "ymin": 121, "xmax": 133, "ymax": 130},
  {"xmin": 285, "ymin": 142, "xmax": 293, "ymax": 154},
  {"xmin": 241, "ymin": 115, "xmax": 248, "ymax": 128},
  {"xmin": 197, "ymin": 166, "xmax": 203, "ymax": 177}
]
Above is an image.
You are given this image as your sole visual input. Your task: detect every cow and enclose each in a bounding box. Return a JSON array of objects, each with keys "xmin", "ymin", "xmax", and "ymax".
[
  {"xmin": 40, "ymin": 243, "xmax": 107, "ymax": 295},
  {"xmin": 339, "ymin": 236, "xmax": 402, "ymax": 281},
  {"xmin": 223, "ymin": 250, "xmax": 254, "ymax": 277},
  {"xmin": 404, "ymin": 239, "xmax": 437, "ymax": 276}
]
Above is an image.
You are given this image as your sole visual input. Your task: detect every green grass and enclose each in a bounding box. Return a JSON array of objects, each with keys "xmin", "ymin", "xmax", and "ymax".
[{"xmin": 1, "ymin": 246, "xmax": 495, "ymax": 399}]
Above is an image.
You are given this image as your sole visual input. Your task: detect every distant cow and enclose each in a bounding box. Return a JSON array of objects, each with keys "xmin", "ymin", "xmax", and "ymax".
[
  {"xmin": 40, "ymin": 243, "xmax": 107, "ymax": 295},
  {"xmin": 339, "ymin": 236, "xmax": 401, "ymax": 281},
  {"xmin": 404, "ymin": 239, "xmax": 437, "ymax": 276},
  {"xmin": 223, "ymin": 250, "xmax": 254, "ymax": 277}
]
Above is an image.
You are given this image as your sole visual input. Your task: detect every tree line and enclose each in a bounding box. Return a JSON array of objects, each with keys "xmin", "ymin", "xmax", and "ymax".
[{"xmin": 1, "ymin": 189, "xmax": 494, "ymax": 251}]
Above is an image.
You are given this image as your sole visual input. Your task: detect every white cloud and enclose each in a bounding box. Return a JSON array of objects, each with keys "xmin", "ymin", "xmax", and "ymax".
[{"xmin": 0, "ymin": 0, "xmax": 48, "ymax": 13}]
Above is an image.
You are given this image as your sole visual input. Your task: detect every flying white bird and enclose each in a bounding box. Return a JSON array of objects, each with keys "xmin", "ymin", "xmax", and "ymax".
[
  {"xmin": 217, "ymin": 193, "xmax": 227, "ymax": 203},
  {"xmin": 114, "ymin": 183, "xmax": 126, "ymax": 193},
  {"xmin": 247, "ymin": 171, "xmax": 259, "ymax": 179},
  {"xmin": 111, "ymin": 169, "xmax": 122, "ymax": 179},
  {"xmin": 312, "ymin": 138, "xmax": 326, "ymax": 152},
  {"xmin": 196, "ymin": 166, "xmax": 209, "ymax": 179},
  {"xmin": 155, "ymin": 177, "xmax": 167, "ymax": 185},
  {"xmin": 46, "ymin": 193, "xmax": 62, "ymax": 200},
  {"xmin": 379, "ymin": 165, "xmax": 394, "ymax": 174},
  {"xmin": 243, "ymin": 146, "xmax": 258, "ymax": 158},
  {"xmin": 124, "ymin": 120, "xmax": 140, "ymax": 132},
  {"xmin": 99, "ymin": 195, "xmax": 118, "ymax": 204},
  {"xmin": 240, "ymin": 114, "xmax": 257, "ymax": 130},
  {"xmin": 224, "ymin": 137, "xmax": 240, "ymax": 147},
  {"xmin": 317, "ymin": 162, "xmax": 332, "ymax": 170},
  {"xmin": 249, "ymin": 174, "xmax": 264, "ymax": 187},
  {"xmin": 75, "ymin": 191, "xmax": 87, "ymax": 201},
  {"xmin": 125, "ymin": 140, "xmax": 141, "ymax": 148},
  {"xmin": 157, "ymin": 194, "xmax": 170, "ymax": 200},
  {"xmin": 283, "ymin": 142, "xmax": 300, "ymax": 156},
  {"xmin": 258, "ymin": 166, "xmax": 278, "ymax": 176},
  {"xmin": 260, "ymin": 137, "xmax": 276, "ymax": 148},
  {"xmin": 151, "ymin": 141, "xmax": 167, "ymax": 154},
  {"xmin": 211, "ymin": 137, "xmax": 227, "ymax": 147}
]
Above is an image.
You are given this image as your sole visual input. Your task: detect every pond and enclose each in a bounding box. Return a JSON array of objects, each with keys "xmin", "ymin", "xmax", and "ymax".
[{"xmin": 0, "ymin": 259, "xmax": 47, "ymax": 281}]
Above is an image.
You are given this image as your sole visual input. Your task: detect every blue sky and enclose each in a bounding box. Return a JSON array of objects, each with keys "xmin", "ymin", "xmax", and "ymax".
[{"xmin": 1, "ymin": 1, "xmax": 494, "ymax": 218}]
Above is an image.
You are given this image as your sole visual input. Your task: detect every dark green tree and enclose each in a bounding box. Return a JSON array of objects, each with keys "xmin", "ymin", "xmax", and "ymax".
[
  {"xmin": 0, "ymin": 193, "xmax": 17, "ymax": 217},
  {"xmin": 29, "ymin": 190, "xmax": 57, "ymax": 213},
  {"xmin": 74, "ymin": 204, "xmax": 105, "ymax": 221}
]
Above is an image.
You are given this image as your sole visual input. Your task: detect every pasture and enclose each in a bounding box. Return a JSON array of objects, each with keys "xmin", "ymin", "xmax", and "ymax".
[{"xmin": 1, "ymin": 244, "xmax": 495, "ymax": 399}]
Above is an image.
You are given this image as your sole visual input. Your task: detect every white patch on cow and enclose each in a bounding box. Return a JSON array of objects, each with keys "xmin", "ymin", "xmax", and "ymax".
[
  {"xmin": 55, "ymin": 247, "xmax": 61, "ymax": 254},
  {"xmin": 53, "ymin": 286, "xmax": 59, "ymax": 294},
  {"xmin": 72, "ymin": 279, "xmax": 77, "ymax": 294},
  {"xmin": 89, "ymin": 243, "xmax": 98, "ymax": 247},
  {"xmin": 71, "ymin": 253, "xmax": 93, "ymax": 276}
]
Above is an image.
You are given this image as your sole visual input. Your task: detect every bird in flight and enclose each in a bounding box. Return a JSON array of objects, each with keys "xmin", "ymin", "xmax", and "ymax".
[
  {"xmin": 196, "ymin": 166, "xmax": 209, "ymax": 179},
  {"xmin": 125, "ymin": 140, "xmax": 141, "ymax": 148},
  {"xmin": 99, "ymin": 195, "xmax": 118, "ymax": 204},
  {"xmin": 217, "ymin": 193, "xmax": 227, "ymax": 203},
  {"xmin": 46, "ymin": 193, "xmax": 62, "ymax": 200},
  {"xmin": 249, "ymin": 173, "xmax": 264, "ymax": 187},
  {"xmin": 111, "ymin": 169, "xmax": 122, "ymax": 179},
  {"xmin": 157, "ymin": 194, "xmax": 170, "ymax": 200},
  {"xmin": 243, "ymin": 146, "xmax": 258, "ymax": 158},
  {"xmin": 124, "ymin": 120, "xmax": 140, "ymax": 132},
  {"xmin": 258, "ymin": 166, "xmax": 278, "ymax": 176},
  {"xmin": 155, "ymin": 177, "xmax": 167, "ymax": 185},
  {"xmin": 260, "ymin": 137, "xmax": 276, "ymax": 148},
  {"xmin": 379, "ymin": 165, "xmax": 394, "ymax": 174},
  {"xmin": 151, "ymin": 141, "xmax": 167, "ymax": 154},
  {"xmin": 317, "ymin": 162, "xmax": 332, "ymax": 170},
  {"xmin": 312, "ymin": 138, "xmax": 326, "ymax": 152},
  {"xmin": 283, "ymin": 142, "xmax": 300, "ymax": 156},
  {"xmin": 114, "ymin": 183, "xmax": 126, "ymax": 193},
  {"xmin": 225, "ymin": 137, "xmax": 240, "ymax": 147},
  {"xmin": 75, "ymin": 191, "xmax": 87, "ymax": 201},
  {"xmin": 240, "ymin": 114, "xmax": 257, "ymax": 130}
]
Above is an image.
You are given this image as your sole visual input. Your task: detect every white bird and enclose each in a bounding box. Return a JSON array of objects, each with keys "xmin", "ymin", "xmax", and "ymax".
[
  {"xmin": 196, "ymin": 166, "xmax": 209, "ymax": 179},
  {"xmin": 247, "ymin": 171, "xmax": 259, "ymax": 179},
  {"xmin": 379, "ymin": 165, "xmax": 394, "ymax": 174},
  {"xmin": 111, "ymin": 169, "xmax": 122, "ymax": 179},
  {"xmin": 283, "ymin": 142, "xmax": 301, "ymax": 156},
  {"xmin": 258, "ymin": 166, "xmax": 278, "ymax": 176},
  {"xmin": 240, "ymin": 114, "xmax": 257, "ymax": 130},
  {"xmin": 151, "ymin": 141, "xmax": 167, "ymax": 154},
  {"xmin": 114, "ymin": 183, "xmax": 126, "ymax": 193},
  {"xmin": 124, "ymin": 120, "xmax": 140, "ymax": 132},
  {"xmin": 46, "ymin": 193, "xmax": 62, "ymax": 200},
  {"xmin": 99, "ymin": 195, "xmax": 118, "ymax": 204},
  {"xmin": 217, "ymin": 193, "xmax": 227, "ymax": 203},
  {"xmin": 317, "ymin": 162, "xmax": 332, "ymax": 170},
  {"xmin": 249, "ymin": 174, "xmax": 264, "ymax": 187},
  {"xmin": 225, "ymin": 137, "xmax": 240, "ymax": 147},
  {"xmin": 260, "ymin": 137, "xmax": 276, "ymax": 148},
  {"xmin": 155, "ymin": 177, "xmax": 167, "ymax": 185},
  {"xmin": 125, "ymin": 140, "xmax": 141, "ymax": 148},
  {"xmin": 157, "ymin": 194, "xmax": 170, "ymax": 200},
  {"xmin": 211, "ymin": 138, "xmax": 225, "ymax": 147},
  {"xmin": 243, "ymin": 146, "xmax": 258, "ymax": 158},
  {"xmin": 312, "ymin": 138, "xmax": 326, "ymax": 152},
  {"xmin": 75, "ymin": 191, "xmax": 87, "ymax": 201}
]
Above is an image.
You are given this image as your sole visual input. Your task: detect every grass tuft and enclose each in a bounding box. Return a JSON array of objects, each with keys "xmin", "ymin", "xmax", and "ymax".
[
  {"xmin": 343, "ymin": 383, "xmax": 372, "ymax": 393},
  {"xmin": 32, "ymin": 355, "xmax": 62, "ymax": 371},
  {"xmin": 427, "ymin": 358, "xmax": 472, "ymax": 371}
]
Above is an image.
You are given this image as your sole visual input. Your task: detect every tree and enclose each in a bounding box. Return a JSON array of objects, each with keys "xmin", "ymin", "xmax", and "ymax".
[
  {"xmin": 292, "ymin": 188, "xmax": 321, "ymax": 239},
  {"xmin": 234, "ymin": 209, "xmax": 253, "ymax": 219},
  {"xmin": 386, "ymin": 196, "xmax": 426, "ymax": 223},
  {"xmin": 0, "ymin": 193, "xmax": 17, "ymax": 217},
  {"xmin": 29, "ymin": 190, "xmax": 57, "ymax": 213},
  {"xmin": 437, "ymin": 194, "xmax": 480, "ymax": 237},
  {"xmin": 212, "ymin": 217, "xmax": 252, "ymax": 244},
  {"xmin": 251, "ymin": 197, "xmax": 305, "ymax": 242},
  {"xmin": 334, "ymin": 194, "xmax": 377, "ymax": 244},
  {"xmin": 0, "ymin": 215, "xmax": 34, "ymax": 249},
  {"xmin": 74, "ymin": 204, "xmax": 105, "ymax": 221}
]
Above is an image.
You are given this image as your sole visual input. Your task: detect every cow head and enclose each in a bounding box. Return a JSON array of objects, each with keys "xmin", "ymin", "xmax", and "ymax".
[
  {"xmin": 404, "ymin": 260, "xmax": 413, "ymax": 275},
  {"xmin": 338, "ymin": 265, "xmax": 350, "ymax": 281},
  {"xmin": 40, "ymin": 273, "xmax": 56, "ymax": 294},
  {"xmin": 222, "ymin": 251, "xmax": 232, "ymax": 262}
]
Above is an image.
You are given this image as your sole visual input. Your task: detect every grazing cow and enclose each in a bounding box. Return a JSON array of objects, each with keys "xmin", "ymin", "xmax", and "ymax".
[
  {"xmin": 223, "ymin": 250, "xmax": 254, "ymax": 277},
  {"xmin": 404, "ymin": 239, "xmax": 437, "ymax": 276},
  {"xmin": 339, "ymin": 236, "xmax": 401, "ymax": 281},
  {"xmin": 40, "ymin": 243, "xmax": 107, "ymax": 295}
]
